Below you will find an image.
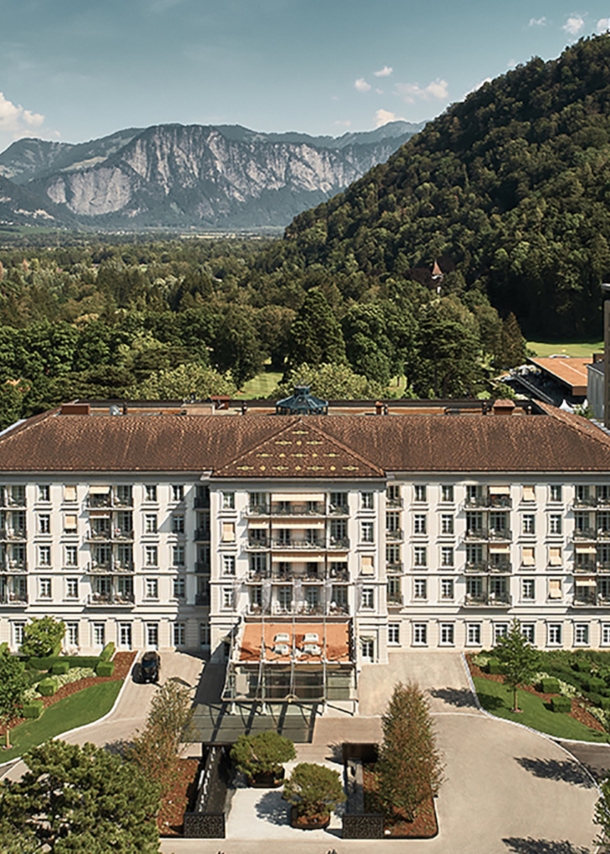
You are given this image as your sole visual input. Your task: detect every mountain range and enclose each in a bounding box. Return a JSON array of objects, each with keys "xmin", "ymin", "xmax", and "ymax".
[{"xmin": 0, "ymin": 121, "xmax": 423, "ymax": 230}]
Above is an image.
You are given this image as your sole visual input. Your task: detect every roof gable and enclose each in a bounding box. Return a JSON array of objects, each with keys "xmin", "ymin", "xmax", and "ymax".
[{"xmin": 212, "ymin": 417, "xmax": 385, "ymax": 478}]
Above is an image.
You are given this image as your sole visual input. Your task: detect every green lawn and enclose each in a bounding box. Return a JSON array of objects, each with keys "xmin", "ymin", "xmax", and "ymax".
[
  {"xmin": 237, "ymin": 370, "xmax": 283, "ymax": 399},
  {"xmin": 527, "ymin": 340, "xmax": 604, "ymax": 358},
  {"xmin": 1, "ymin": 680, "xmax": 122, "ymax": 762},
  {"xmin": 473, "ymin": 677, "xmax": 608, "ymax": 743}
]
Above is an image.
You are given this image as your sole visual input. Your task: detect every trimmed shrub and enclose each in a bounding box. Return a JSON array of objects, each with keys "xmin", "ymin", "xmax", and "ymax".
[
  {"xmin": 540, "ymin": 678, "xmax": 560, "ymax": 694},
  {"xmin": 96, "ymin": 661, "xmax": 114, "ymax": 677},
  {"xmin": 24, "ymin": 655, "xmax": 101, "ymax": 670},
  {"xmin": 22, "ymin": 701, "xmax": 44, "ymax": 719},
  {"xmin": 51, "ymin": 661, "xmax": 70, "ymax": 676},
  {"xmin": 601, "ymin": 698, "xmax": 610, "ymax": 711},
  {"xmin": 100, "ymin": 642, "xmax": 115, "ymax": 663},
  {"xmin": 485, "ymin": 659, "xmax": 504, "ymax": 675},
  {"xmin": 572, "ymin": 660, "xmax": 591, "ymax": 673},
  {"xmin": 586, "ymin": 692, "xmax": 603, "ymax": 706},
  {"xmin": 551, "ymin": 695, "xmax": 572, "ymax": 713},
  {"xmin": 37, "ymin": 677, "xmax": 58, "ymax": 697},
  {"xmin": 589, "ymin": 676, "xmax": 606, "ymax": 691}
]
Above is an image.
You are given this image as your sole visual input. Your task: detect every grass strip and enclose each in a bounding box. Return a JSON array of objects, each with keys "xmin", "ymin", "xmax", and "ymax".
[
  {"xmin": 527, "ymin": 340, "xmax": 603, "ymax": 358},
  {"xmin": 1, "ymin": 680, "xmax": 122, "ymax": 762},
  {"xmin": 473, "ymin": 677, "xmax": 608, "ymax": 743}
]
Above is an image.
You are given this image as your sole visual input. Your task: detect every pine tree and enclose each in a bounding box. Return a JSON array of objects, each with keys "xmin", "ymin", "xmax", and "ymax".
[{"xmin": 287, "ymin": 289, "xmax": 346, "ymax": 369}]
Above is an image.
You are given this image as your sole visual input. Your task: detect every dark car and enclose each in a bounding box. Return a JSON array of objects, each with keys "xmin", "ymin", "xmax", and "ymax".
[{"xmin": 140, "ymin": 651, "xmax": 160, "ymax": 683}]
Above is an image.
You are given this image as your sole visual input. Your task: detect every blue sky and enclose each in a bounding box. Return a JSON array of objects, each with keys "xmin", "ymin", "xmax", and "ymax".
[{"xmin": 0, "ymin": 1, "xmax": 609, "ymax": 151}]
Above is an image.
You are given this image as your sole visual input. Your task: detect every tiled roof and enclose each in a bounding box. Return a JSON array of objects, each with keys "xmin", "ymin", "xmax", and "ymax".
[{"xmin": 1, "ymin": 405, "xmax": 610, "ymax": 474}]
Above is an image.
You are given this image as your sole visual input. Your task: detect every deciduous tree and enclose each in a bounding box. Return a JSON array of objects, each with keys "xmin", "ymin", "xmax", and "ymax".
[
  {"xmin": 493, "ymin": 619, "xmax": 539, "ymax": 713},
  {"xmin": 20, "ymin": 617, "xmax": 65, "ymax": 659}
]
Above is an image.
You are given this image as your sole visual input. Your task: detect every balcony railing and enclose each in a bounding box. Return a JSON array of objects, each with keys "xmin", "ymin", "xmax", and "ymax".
[
  {"xmin": 194, "ymin": 527, "xmax": 211, "ymax": 541},
  {"xmin": 463, "ymin": 593, "xmax": 512, "ymax": 607},
  {"xmin": 386, "ymin": 497, "xmax": 403, "ymax": 508},
  {"xmin": 245, "ymin": 537, "xmax": 270, "ymax": 551},
  {"xmin": 195, "ymin": 593, "xmax": 210, "ymax": 606},
  {"xmin": 3, "ymin": 559, "xmax": 26, "ymax": 573},
  {"xmin": 6, "ymin": 495, "xmax": 26, "ymax": 508},
  {"xmin": 464, "ymin": 528, "xmax": 488, "ymax": 542},
  {"xmin": 0, "ymin": 592, "xmax": 28, "ymax": 605},
  {"xmin": 87, "ymin": 494, "xmax": 112, "ymax": 508},
  {"xmin": 387, "ymin": 594, "xmax": 404, "ymax": 607},
  {"xmin": 86, "ymin": 560, "xmax": 134, "ymax": 573},
  {"xmin": 328, "ymin": 567, "xmax": 349, "ymax": 581},
  {"xmin": 87, "ymin": 593, "xmax": 135, "ymax": 606},
  {"xmin": 0, "ymin": 528, "xmax": 26, "ymax": 541},
  {"xmin": 328, "ymin": 537, "xmax": 350, "ymax": 550},
  {"xmin": 573, "ymin": 527, "xmax": 597, "ymax": 541},
  {"xmin": 271, "ymin": 538, "xmax": 325, "ymax": 550},
  {"xmin": 386, "ymin": 529, "xmax": 403, "ymax": 541},
  {"xmin": 386, "ymin": 561, "xmax": 403, "ymax": 573},
  {"xmin": 328, "ymin": 504, "xmax": 349, "ymax": 516},
  {"xmin": 87, "ymin": 528, "xmax": 134, "ymax": 542},
  {"xmin": 194, "ymin": 496, "xmax": 210, "ymax": 509},
  {"xmin": 195, "ymin": 562, "xmax": 210, "ymax": 574},
  {"xmin": 488, "ymin": 529, "xmax": 512, "ymax": 541},
  {"xmin": 271, "ymin": 503, "xmax": 325, "ymax": 516},
  {"xmin": 597, "ymin": 529, "xmax": 610, "ymax": 541},
  {"xmin": 574, "ymin": 561, "xmax": 598, "ymax": 573},
  {"xmin": 464, "ymin": 561, "xmax": 488, "ymax": 573},
  {"xmin": 464, "ymin": 495, "xmax": 512, "ymax": 509},
  {"xmin": 571, "ymin": 592, "xmax": 610, "ymax": 607}
]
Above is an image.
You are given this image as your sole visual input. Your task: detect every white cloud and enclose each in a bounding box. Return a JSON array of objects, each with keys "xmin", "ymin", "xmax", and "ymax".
[
  {"xmin": 528, "ymin": 16, "xmax": 546, "ymax": 27},
  {"xmin": 354, "ymin": 77, "xmax": 371, "ymax": 93},
  {"xmin": 375, "ymin": 109, "xmax": 405, "ymax": 127},
  {"xmin": 465, "ymin": 77, "xmax": 492, "ymax": 96},
  {"xmin": 334, "ymin": 119, "xmax": 352, "ymax": 127},
  {"xmin": 395, "ymin": 78, "xmax": 449, "ymax": 104},
  {"xmin": 597, "ymin": 17, "xmax": 610, "ymax": 32},
  {"xmin": 0, "ymin": 92, "xmax": 45, "ymax": 136},
  {"xmin": 374, "ymin": 66, "xmax": 393, "ymax": 78},
  {"xmin": 562, "ymin": 14, "xmax": 585, "ymax": 35}
]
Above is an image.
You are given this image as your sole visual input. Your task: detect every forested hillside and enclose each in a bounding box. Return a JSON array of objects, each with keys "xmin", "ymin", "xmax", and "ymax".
[{"xmin": 271, "ymin": 34, "xmax": 610, "ymax": 339}]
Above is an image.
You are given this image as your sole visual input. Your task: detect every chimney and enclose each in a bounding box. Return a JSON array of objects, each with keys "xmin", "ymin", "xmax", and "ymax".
[{"xmin": 492, "ymin": 399, "xmax": 516, "ymax": 416}]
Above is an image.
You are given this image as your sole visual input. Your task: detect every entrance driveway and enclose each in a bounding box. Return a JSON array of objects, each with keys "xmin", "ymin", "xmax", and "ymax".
[{"xmin": 162, "ymin": 652, "xmax": 601, "ymax": 854}]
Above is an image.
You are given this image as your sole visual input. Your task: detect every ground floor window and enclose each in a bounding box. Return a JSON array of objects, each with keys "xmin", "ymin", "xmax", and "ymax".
[
  {"xmin": 118, "ymin": 622, "xmax": 132, "ymax": 649},
  {"xmin": 12, "ymin": 621, "xmax": 25, "ymax": 648},
  {"xmin": 574, "ymin": 623, "xmax": 589, "ymax": 646},
  {"xmin": 361, "ymin": 638, "xmax": 374, "ymax": 662},
  {"xmin": 200, "ymin": 623, "xmax": 210, "ymax": 647},
  {"xmin": 92, "ymin": 622, "xmax": 105, "ymax": 647},
  {"xmin": 466, "ymin": 623, "xmax": 481, "ymax": 646},
  {"xmin": 439, "ymin": 623, "xmax": 454, "ymax": 646},
  {"xmin": 413, "ymin": 622, "xmax": 427, "ymax": 646},
  {"xmin": 146, "ymin": 622, "xmax": 159, "ymax": 649},
  {"xmin": 521, "ymin": 623, "xmax": 535, "ymax": 644},
  {"xmin": 388, "ymin": 623, "xmax": 400, "ymax": 645},
  {"xmin": 602, "ymin": 623, "xmax": 610, "ymax": 646},
  {"xmin": 493, "ymin": 623, "xmax": 508, "ymax": 645},
  {"xmin": 547, "ymin": 623, "xmax": 562, "ymax": 646},
  {"xmin": 174, "ymin": 622, "xmax": 186, "ymax": 647},
  {"xmin": 66, "ymin": 622, "xmax": 79, "ymax": 647}
]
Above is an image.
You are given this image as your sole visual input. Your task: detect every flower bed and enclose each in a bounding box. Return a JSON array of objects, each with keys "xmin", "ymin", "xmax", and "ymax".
[
  {"xmin": 362, "ymin": 765, "xmax": 438, "ymax": 839},
  {"xmin": 158, "ymin": 758, "xmax": 201, "ymax": 836}
]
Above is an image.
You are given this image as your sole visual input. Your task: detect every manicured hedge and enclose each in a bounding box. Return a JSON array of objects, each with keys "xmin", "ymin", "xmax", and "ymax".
[
  {"xmin": 95, "ymin": 661, "xmax": 114, "ymax": 677},
  {"xmin": 51, "ymin": 661, "xmax": 70, "ymax": 676},
  {"xmin": 486, "ymin": 659, "xmax": 504, "ymax": 675},
  {"xmin": 37, "ymin": 677, "xmax": 58, "ymax": 697},
  {"xmin": 22, "ymin": 701, "xmax": 44, "ymax": 719},
  {"xmin": 550, "ymin": 696, "xmax": 572, "ymax": 713},
  {"xmin": 100, "ymin": 642, "xmax": 115, "ymax": 662},
  {"xmin": 540, "ymin": 678, "xmax": 560, "ymax": 694},
  {"xmin": 24, "ymin": 655, "xmax": 101, "ymax": 671}
]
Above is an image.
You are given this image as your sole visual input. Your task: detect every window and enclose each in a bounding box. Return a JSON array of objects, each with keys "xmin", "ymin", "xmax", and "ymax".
[
  {"xmin": 145, "ymin": 545, "xmax": 158, "ymax": 566},
  {"xmin": 66, "ymin": 622, "xmax": 79, "ymax": 646},
  {"xmin": 414, "ymin": 514, "xmax": 427, "ymax": 534},
  {"xmin": 386, "ymin": 485, "xmax": 401, "ymax": 505},
  {"xmin": 547, "ymin": 623, "xmax": 562, "ymax": 646},
  {"xmin": 38, "ymin": 515, "xmax": 50, "ymax": 534},
  {"xmin": 64, "ymin": 514, "xmax": 77, "ymax": 534},
  {"xmin": 548, "ymin": 579, "xmax": 562, "ymax": 600},
  {"xmin": 386, "ymin": 544, "xmax": 401, "ymax": 567},
  {"xmin": 493, "ymin": 623, "xmax": 508, "ymax": 644},
  {"xmin": 521, "ymin": 547, "xmax": 535, "ymax": 567},
  {"xmin": 38, "ymin": 545, "xmax": 51, "ymax": 566},
  {"xmin": 172, "ymin": 514, "xmax": 185, "ymax": 534},
  {"xmin": 413, "ymin": 578, "xmax": 427, "ymax": 600},
  {"xmin": 222, "ymin": 522, "xmax": 236, "ymax": 543},
  {"xmin": 361, "ymin": 521, "xmax": 374, "ymax": 543},
  {"xmin": 116, "ymin": 485, "xmax": 132, "ymax": 505},
  {"xmin": 118, "ymin": 623, "xmax": 132, "ymax": 649},
  {"xmin": 361, "ymin": 587, "xmax": 374, "ymax": 609},
  {"xmin": 386, "ymin": 512, "xmax": 401, "ymax": 533},
  {"xmin": 441, "ymin": 546, "xmax": 454, "ymax": 567},
  {"xmin": 93, "ymin": 623, "xmax": 105, "ymax": 647},
  {"xmin": 146, "ymin": 623, "xmax": 159, "ymax": 648},
  {"xmin": 549, "ymin": 515, "xmax": 562, "ymax": 535},
  {"xmin": 172, "ymin": 545, "xmax": 185, "ymax": 566},
  {"xmin": 522, "ymin": 485, "xmax": 536, "ymax": 503},
  {"xmin": 249, "ymin": 553, "xmax": 267, "ymax": 576},
  {"xmin": 65, "ymin": 545, "xmax": 77, "ymax": 566},
  {"xmin": 174, "ymin": 622, "xmax": 186, "ymax": 647},
  {"xmin": 574, "ymin": 623, "xmax": 589, "ymax": 646},
  {"xmin": 12, "ymin": 622, "xmax": 25, "ymax": 647},
  {"xmin": 172, "ymin": 485, "xmax": 184, "ymax": 502},
  {"xmin": 414, "ymin": 485, "xmax": 427, "ymax": 502},
  {"xmin": 521, "ymin": 623, "xmax": 535, "ymax": 644},
  {"xmin": 173, "ymin": 577, "xmax": 186, "ymax": 599},
  {"xmin": 550, "ymin": 484, "xmax": 562, "ymax": 502},
  {"xmin": 63, "ymin": 485, "xmax": 77, "ymax": 503},
  {"xmin": 466, "ymin": 623, "xmax": 481, "ymax": 646},
  {"xmin": 387, "ymin": 577, "xmax": 401, "ymax": 605},
  {"xmin": 145, "ymin": 578, "xmax": 158, "ymax": 599},
  {"xmin": 440, "ymin": 623, "xmax": 454, "ymax": 646},
  {"xmin": 144, "ymin": 484, "xmax": 157, "ymax": 502},
  {"xmin": 144, "ymin": 514, "xmax": 157, "ymax": 534},
  {"xmin": 413, "ymin": 623, "xmax": 427, "ymax": 645},
  {"xmin": 441, "ymin": 485, "xmax": 454, "ymax": 502},
  {"xmin": 222, "ymin": 588, "xmax": 234, "ymax": 609},
  {"xmin": 200, "ymin": 623, "xmax": 211, "ymax": 647},
  {"xmin": 440, "ymin": 514, "xmax": 454, "ymax": 535},
  {"xmin": 361, "ymin": 639, "xmax": 374, "ymax": 661},
  {"xmin": 522, "ymin": 515, "xmax": 535, "ymax": 534},
  {"xmin": 521, "ymin": 579, "xmax": 535, "ymax": 601},
  {"xmin": 603, "ymin": 624, "xmax": 610, "ymax": 646},
  {"xmin": 414, "ymin": 546, "xmax": 427, "ymax": 567},
  {"xmin": 361, "ymin": 492, "xmax": 374, "ymax": 509},
  {"xmin": 388, "ymin": 623, "xmax": 400, "ymax": 645},
  {"xmin": 549, "ymin": 547, "xmax": 562, "ymax": 567},
  {"xmin": 222, "ymin": 555, "xmax": 236, "ymax": 576},
  {"xmin": 222, "ymin": 492, "xmax": 235, "ymax": 510},
  {"xmin": 66, "ymin": 578, "xmax": 78, "ymax": 599},
  {"xmin": 278, "ymin": 585, "xmax": 292, "ymax": 611},
  {"xmin": 39, "ymin": 578, "xmax": 51, "ymax": 599},
  {"xmin": 38, "ymin": 485, "xmax": 50, "ymax": 502},
  {"xmin": 441, "ymin": 579, "xmax": 454, "ymax": 600}
]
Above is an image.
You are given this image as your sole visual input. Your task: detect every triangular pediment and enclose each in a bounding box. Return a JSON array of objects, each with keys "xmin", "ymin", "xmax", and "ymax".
[{"xmin": 212, "ymin": 418, "xmax": 385, "ymax": 478}]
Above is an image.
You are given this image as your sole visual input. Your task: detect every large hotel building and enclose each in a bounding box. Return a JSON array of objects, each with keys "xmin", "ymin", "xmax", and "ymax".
[{"xmin": 1, "ymin": 390, "xmax": 610, "ymax": 704}]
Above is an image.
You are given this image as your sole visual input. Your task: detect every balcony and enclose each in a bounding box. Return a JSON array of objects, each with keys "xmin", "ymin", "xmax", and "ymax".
[
  {"xmin": 245, "ymin": 536, "xmax": 270, "ymax": 551},
  {"xmin": 0, "ymin": 592, "xmax": 28, "ymax": 606},
  {"xmin": 245, "ymin": 503, "xmax": 270, "ymax": 517},
  {"xmin": 328, "ymin": 504, "xmax": 349, "ymax": 516},
  {"xmin": 297, "ymin": 603, "xmax": 325, "ymax": 616},
  {"xmin": 488, "ymin": 529, "xmax": 512, "ymax": 542},
  {"xmin": 464, "ymin": 561, "xmax": 488, "ymax": 573},
  {"xmin": 387, "ymin": 593, "xmax": 404, "ymax": 607},
  {"xmin": 113, "ymin": 496, "xmax": 133, "ymax": 508},
  {"xmin": 6, "ymin": 494, "xmax": 26, "ymax": 508},
  {"xmin": 573, "ymin": 527, "xmax": 597, "ymax": 541},
  {"xmin": 3, "ymin": 559, "xmax": 26, "ymax": 573},
  {"xmin": 464, "ymin": 495, "xmax": 512, "ymax": 509},
  {"xmin": 271, "ymin": 502, "xmax": 325, "ymax": 517},
  {"xmin": 386, "ymin": 496, "xmax": 403, "ymax": 508},
  {"xmin": 328, "ymin": 566, "xmax": 349, "ymax": 581},
  {"xmin": 464, "ymin": 528, "xmax": 488, "ymax": 542},
  {"xmin": 194, "ymin": 496, "xmax": 210, "ymax": 509},
  {"xmin": 194, "ymin": 527, "xmax": 211, "ymax": 541},
  {"xmin": 271, "ymin": 537, "xmax": 325, "ymax": 550},
  {"xmin": 488, "ymin": 561, "xmax": 512, "ymax": 574},
  {"xmin": 1, "ymin": 528, "xmax": 26, "ymax": 541},
  {"xmin": 386, "ymin": 529, "xmax": 403, "ymax": 542},
  {"xmin": 599, "ymin": 561, "xmax": 610, "ymax": 573},
  {"xmin": 247, "ymin": 569, "xmax": 270, "ymax": 582},
  {"xmin": 597, "ymin": 528, "xmax": 610, "ymax": 541},
  {"xmin": 573, "ymin": 496, "xmax": 598, "ymax": 508},
  {"xmin": 87, "ymin": 592, "xmax": 135, "ymax": 607},
  {"xmin": 463, "ymin": 592, "xmax": 512, "ymax": 607},
  {"xmin": 571, "ymin": 591, "xmax": 610, "ymax": 607},
  {"xmin": 87, "ymin": 494, "xmax": 112, "ymax": 508},
  {"xmin": 195, "ymin": 593, "xmax": 210, "ymax": 606},
  {"xmin": 86, "ymin": 560, "xmax": 134, "ymax": 574},
  {"xmin": 328, "ymin": 537, "xmax": 350, "ymax": 550},
  {"xmin": 328, "ymin": 602, "xmax": 350, "ymax": 615},
  {"xmin": 195, "ymin": 562, "xmax": 210, "ymax": 574},
  {"xmin": 386, "ymin": 561, "xmax": 403, "ymax": 573},
  {"xmin": 574, "ymin": 561, "xmax": 598, "ymax": 574}
]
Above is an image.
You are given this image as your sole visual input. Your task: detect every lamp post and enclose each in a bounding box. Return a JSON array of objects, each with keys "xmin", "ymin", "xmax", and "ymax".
[{"xmin": 602, "ymin": 283, "xmax": 610, "ymax": 427}]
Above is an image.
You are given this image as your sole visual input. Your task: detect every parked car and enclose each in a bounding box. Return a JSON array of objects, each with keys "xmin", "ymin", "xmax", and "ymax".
[{"xmin": 140, "ymin": 651, "xmax": 160, "ymax": 683}]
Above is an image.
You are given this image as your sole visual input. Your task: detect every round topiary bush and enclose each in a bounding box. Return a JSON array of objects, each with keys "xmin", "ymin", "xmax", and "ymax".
[
  {"xmin": 37, "ymin": 677, "xmax": 58, "ymax": 697},
  {"xmin": 230, "ymin": 731, "xmax": 296, "ymax": 785},
  {"xmin": 283, "ymin": 762, "xmax": 346, "ymax": 824}
]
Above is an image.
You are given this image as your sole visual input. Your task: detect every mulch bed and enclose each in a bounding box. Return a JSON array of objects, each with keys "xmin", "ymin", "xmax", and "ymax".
[
  {"xmin": 466, "ymin": 654, "xmax": 605, "ymax": 734},
  {"xmin": 0, "ymin": 651, "xmax": 136, "ymax": 738},
  {"xmin": 158, "ymin": 758, "xmax": 200, "ymax": 836},
  {"xmin": 362, "ymin": 764, "xmax": 438, "ymax": 838}
]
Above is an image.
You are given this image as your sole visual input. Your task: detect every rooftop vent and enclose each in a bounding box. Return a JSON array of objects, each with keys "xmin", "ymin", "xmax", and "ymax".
[{"xmin": 276, "ymin": 386, "xmax": 328, "ymax": 416}]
